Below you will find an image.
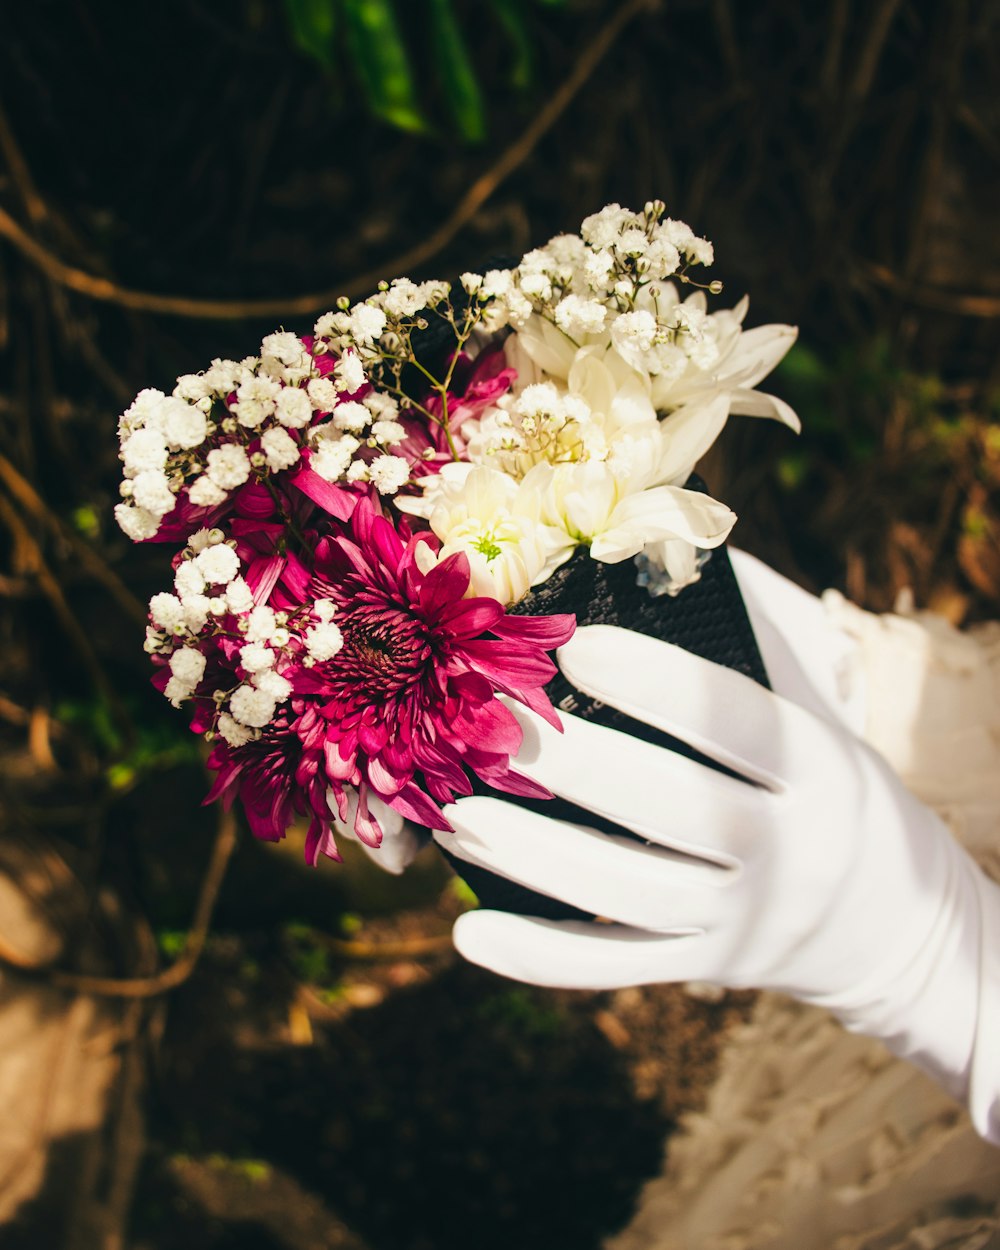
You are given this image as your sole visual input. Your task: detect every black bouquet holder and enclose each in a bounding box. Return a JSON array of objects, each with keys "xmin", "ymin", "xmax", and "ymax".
[{"xmin": 439, "ymin": 477, "xmax": 771, "ymax": 921}]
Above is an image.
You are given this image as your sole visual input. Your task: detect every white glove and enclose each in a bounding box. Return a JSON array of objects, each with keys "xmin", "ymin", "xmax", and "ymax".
[{"xmin": 434, "ymin": 624, "xmax": 1000, "ymax": 1143}]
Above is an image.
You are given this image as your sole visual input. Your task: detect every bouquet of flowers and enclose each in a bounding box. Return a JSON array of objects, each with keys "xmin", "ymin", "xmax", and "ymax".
[{"xmin": 115, "ymin": 201, "xmax": 798, "ymax": 868}]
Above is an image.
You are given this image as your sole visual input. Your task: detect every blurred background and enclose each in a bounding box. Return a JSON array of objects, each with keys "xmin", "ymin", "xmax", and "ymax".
[{"xmin": 0, "ymin": 2, "xmax": 998, "ymax": 1247}]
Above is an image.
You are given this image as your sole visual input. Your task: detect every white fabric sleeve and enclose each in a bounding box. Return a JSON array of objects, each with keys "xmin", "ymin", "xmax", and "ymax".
[{"xmin": 824, "ymin": 592, "xmax": 1000, "ymax": 1142}]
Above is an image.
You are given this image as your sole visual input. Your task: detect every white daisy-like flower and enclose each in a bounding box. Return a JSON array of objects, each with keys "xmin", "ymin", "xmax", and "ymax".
[
  {"xmin": 193, "ymin": 542, "xmax": 240, "ymax": 586},
  {"xmin": 253, "ymin": 669, "xmax": 292, "ymax": 702},
  {"xmin": 225, "ymin": 577, "xmax": 254, "ymax": 614},
  {"xmin": 149, "ymin": 592, "xmax": 185, "ymax": 631},
  {"xmin": 122, "ymin": 427, "xmax": 168, "ymax": 474},
  {"xmin": 239, "ymin": 642, "xmax": 274, "ymax": 674},
  {"xmin": 305, "ymin": 622, "xmax": 344, "ymax": 662},
  {"xmin": 349, "ymin": 302, "xmax": 387, "ymax": 345},
  {"xmin": 229, "ymin": 684, "xmax": 276, "ymax": 728},
  {"xmin": 274, "ymin": 386, "xmax": 313, "ymax": 429},
  {"xmin": 307, "ymin": 376, "xmax": 339, "ymax": 413},
  {"xmin": 160, "ymin": 396, "xmax": 208, "ymax": 450},
  {"xmin": 368, "ymin": 454, "xmax": 410, "ymax": 496},
  {"xmin": 261, "ymin": 425, "xmax": 300, "ymax": 472},
  {"xmin": 188, "ymin": 475, "xmax": 228, "ymax": 507},
  {"xmin": 217, "ymin": 712, "xmax": 256, "ymax": 748},
  {"xmin": 169, "ymin": 646, "xmax": 206, "ymax": 688},
  {"xmin": 131, "ymin": 471, "xmax": 176, "ymax": 518},
  {"xmin": 334, "ymin": 351, "xmax": 365, "ymax": 394},
  {"xmin": 206, "ymin": 444, "xmax": 251, "ymax": 490},
  {"xmin": 174, "ymin": 561, "xmax": 207, "ymax": 601}
]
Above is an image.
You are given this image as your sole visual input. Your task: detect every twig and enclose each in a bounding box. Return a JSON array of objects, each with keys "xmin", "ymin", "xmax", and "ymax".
[
  {"xmin": 859, "ymin": 260, "xmax": 1000, "ymax": 318},
  {"xmin": 44, "ymin": 805, "xmax": 238, "ymax": 998},
  {"xmin": 0, "ymin": 452, "xmax": 148, "ymax": 628},
  {"xmin": 850, "ymin": 0, "xmax": 904, "ymax": 102},
  {"xmin": 0, "ymin": 489, "xmax": 129, "ymax": 726},
  {"xmin": 324, "ymin": 932, "xmax": 456, "ymax": 961},
  {"xmin": 0, "ymin": 0, "xmax": 652, "ymax": 320}
]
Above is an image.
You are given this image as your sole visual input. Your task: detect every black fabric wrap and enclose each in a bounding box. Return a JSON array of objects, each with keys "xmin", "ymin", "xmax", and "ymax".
[{"xmin": 440, "ymin": 476, "xmax": 771, "ymax": 921}]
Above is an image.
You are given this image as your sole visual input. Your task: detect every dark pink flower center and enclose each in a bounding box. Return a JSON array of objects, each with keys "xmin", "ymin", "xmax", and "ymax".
[{"xmin": 325, "ymin": 599, "xmax": 434, "ymax": 703}]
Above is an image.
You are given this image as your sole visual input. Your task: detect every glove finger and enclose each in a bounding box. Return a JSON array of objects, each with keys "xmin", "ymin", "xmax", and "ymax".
[
  {"xmin": 452, "ymin": 910, "xmax": 711, "ymax": 990},
  {"xmin": 510, "ymin": 701, "xmax": 766, "ymax": 865},
  {"xmin": 558, "ymin": 625, "xmax": 830, "ymax": 790},
  {"xmin": 729, "ymin": 548, "xmax": 866, "ymax": 732},
  {"xmin": 437, "ymin": 796, "xmax": 734, "ymax": 931}
]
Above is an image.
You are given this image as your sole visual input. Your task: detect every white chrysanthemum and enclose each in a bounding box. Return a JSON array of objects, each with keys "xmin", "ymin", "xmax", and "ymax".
[
  {"xmin": 371, "ymin": 418, "xmax": 405, "ymax": 446},
  {"xmin": 225, "ymin": 577, "xmax": 255, "ymax": 614},
  {"xmin": 368, "ymin": 454, "xmax": 409, "ymax": 496},
  {"xmin": 203, "ymin": 358, "xmax": 250, "ymax": 394},
  {"xmin": 188, "ymin": 475, "xmax": 228, "ymax": 507},
  {"xmin": 235, "ymin": 375, "xmax": 281, "ymax": 428},
  {"xmin": 206, "ymin": 443, "xmax": 251, "ymax": 490},
  {"xmin": 173, "ymin": 373, "xmax": 212, "ymax": 403},
  {"xmin": 239, "ymin": 642, "xmax": 274, "ymax": 673},
  {"xmin": 275, "ymin": 386, "xmax": 312, "ymax": 429},
  {"xmin": 261, "ymin": 425, "xmax": 300, "ymax": 472},
  {"xmin": 245, "ymin": 604, "xmax": 277, "ymax": 643},
  {"xmin": 383, "ymin": 278, "xmax": 425, "ymax": 318},
  {"xmin": 580, "ymin": 203, "xmax": 637, "ymax": 249},
  {"xmin": 217, "ymin": 712, "xmax": 256, "ymax": 748},
  {"xmin": 169, "ymin": 646, "xmax": 206, "ymax": 687},
  {"xmin": 164, "ymin": 676, "xmax": 192, "ymax": 708},
  {"xmin": 193, "ymin": 542, "xmax": 240, "ymax": 586},
  {"xmin": 334, "ymin": 351, "xmax": 365, "ymax": 394},
  {"xmin": 349, "ymin": 302, "xmax": 387, "ymax": 345},
  {"xmin": 131, "ymin": 471, "xmax": 176, "ymax": 518},
  {"xmin": 149, "ymin": 592, "xmax": 185, "ymax": 631},
  {"xmin": 253, "ymin": 669, "xmax": 292, "ymax": 701},
  {"xmin": 332, "ymin": 401, "xmax": 370, "ymax": 433},
  {"xmin": 114, "ymin": 501, "xmax": 159, "ymax": 541},
  {"xmin": 416, "ymin": 464, "xmax": 569, "ymax": 603},
  {"xmin": 611, "ymin": 310, "xmax": 657, "ymax": 356},
  {"xmin": 481, "ymin": 269, "xmax": 512, "ymax": 299},
  {"xmin": 260, "ymin": 331, "xmax": 312, "ymax": 383},
  {"xmin": 305, "ymin": 622, "xmax": 344, "ymax": 662},
  {"xmin": 313, "ymin": 310, "xmax": 351, "ymax": 341},
  {"xmin": 363, "ymin": 391, "xmax": 399, "ymax": 419},
  {"xmin": 229, "ymin": 684, "xmax": 276, "ymax": 729},
  {"xmin": 160, "ymin": 396, "xmax": 208, "ymax": 450},
  {"xmin": 174, "ymin": 561, "xmax": 207, "ymax": 601},
  {"xmin": 554, "ymin": 295, "xmax": 607, "ymax": 338},
  {"xmin": 519, "ymin": 451, "xmax": 735, "ymax": 578},
  {"xmin": 122, "ymin": 428, "xmax": 168, "ymax": 474},
  {"xmin": 182, "ymin": 594, "xmax": 212, "ymax": 634},
  {"xmin": 311, "ymin": 434, "xmax": 359, "ymax": 483},
  {"xmin": 307, "ymin": 376, "xmax": 339, "ymax": 413},
  {"xmin": 118, "ymin": 388, "xmax": 168, "ymax": 438}
]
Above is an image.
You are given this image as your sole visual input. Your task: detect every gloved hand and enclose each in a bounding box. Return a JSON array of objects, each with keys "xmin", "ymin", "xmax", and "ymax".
[{"xmin": 433, "ymin": 624, "xmax": 1000, "ymax": 1143}]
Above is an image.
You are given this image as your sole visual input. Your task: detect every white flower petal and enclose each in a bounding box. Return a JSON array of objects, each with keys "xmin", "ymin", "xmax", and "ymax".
[
  {"xmin": 728, "ymin": 387, "xmax": 802, "ymax": 432},
  {"xmin": 593, "ymin": 484, "xmax": 735, "ymax": 562},
  {"xmin": 656, "ymin": 393, "xmax": 731, "ymax": 484},
  {"xmin": 720, "ymin": 323, "xmax": 798, "ymax": 390}
]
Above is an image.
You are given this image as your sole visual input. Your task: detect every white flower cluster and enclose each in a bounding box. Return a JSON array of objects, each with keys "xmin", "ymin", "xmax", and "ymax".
[
  {"xmin": 143, "ymin": 528, "xmax": 344, "ymax": 744},
  {"xmin": 115, "ymin": 330, "xmax": 412, "ymax": 541},
  {"xmin": 403, "ymin": 203, "xmax": 800, "ymax": 597}
]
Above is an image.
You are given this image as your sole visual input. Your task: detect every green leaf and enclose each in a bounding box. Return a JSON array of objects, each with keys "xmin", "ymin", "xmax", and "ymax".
[
  {"xmin": 428, "ymin": 0, "xmax": 487, "ymax": 142},
  {"xmin": 284, "ymin": 0, "xmax": 337, "ymax": 69},
  {"xmin": 486, "ymin": 0, "xmax": 535, "ymax": 91},
  {"xmin": 342, "ymin": 0, "xmax": 427, "ymax": 133}
]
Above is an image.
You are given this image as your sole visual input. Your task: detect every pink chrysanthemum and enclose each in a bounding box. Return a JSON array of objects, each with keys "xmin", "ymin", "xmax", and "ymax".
[{"xmin": 206, "ymin": 494, "xmax": 574, "ymax": 864}]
